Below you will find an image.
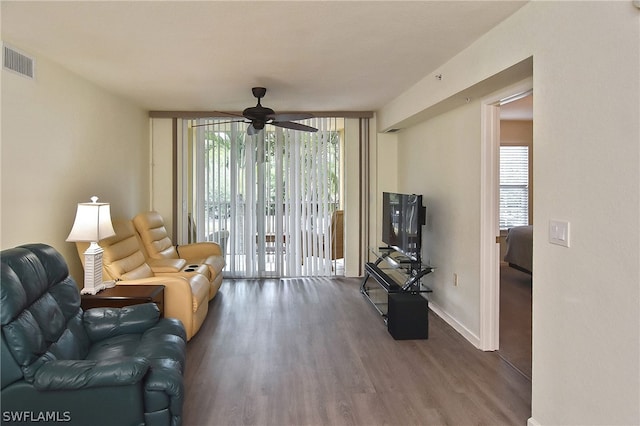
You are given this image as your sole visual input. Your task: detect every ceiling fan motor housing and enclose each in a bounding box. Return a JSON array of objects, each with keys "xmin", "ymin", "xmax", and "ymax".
[
  {"xmin": 252, "ymin": 87, "xmax": 267, "ymax": 99},
  {"xmin": 243, "ymin": 87, "xmax": 274, "ymax": 123},
  {"xmin": 243, "ymin": 105, "xmax": 275, "ymax": 121}
]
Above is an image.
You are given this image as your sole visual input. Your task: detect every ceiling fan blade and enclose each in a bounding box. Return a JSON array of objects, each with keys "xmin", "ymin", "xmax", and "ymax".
[
  {"xmin": 268, "ymin": 113, "xmax": 314, "ymax": 122},
  {"xmin": 214, "ymin": 111, "xmax": 245, "ymax": 118},
  {"xmin": 191, "ymin": 119, "xmax": 245, "ymax": 127},
  {"xmin": 272, "ymin": 121, "xmax": 318, "ymax": 133}
]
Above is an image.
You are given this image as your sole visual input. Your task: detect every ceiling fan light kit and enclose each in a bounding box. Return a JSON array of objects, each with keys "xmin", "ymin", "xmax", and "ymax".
[{"xmin": 194, "ymin": 87, "xmax": 318, "ymax": 134}]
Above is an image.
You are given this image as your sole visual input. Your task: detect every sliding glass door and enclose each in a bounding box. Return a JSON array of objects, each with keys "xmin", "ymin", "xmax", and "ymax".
[{"xmin": 184, "ymin": 117, "xmax": 344, "ymax": 278}]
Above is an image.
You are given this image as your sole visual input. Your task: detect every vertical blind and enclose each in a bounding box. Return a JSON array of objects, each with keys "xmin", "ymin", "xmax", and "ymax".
[
  {"xmin": 187, "ymin": 117, "xmax": 343, "ymax": 278},
  {"xmin": 499, "ymin": 145, "xmax": 529, "ymax": 229}
]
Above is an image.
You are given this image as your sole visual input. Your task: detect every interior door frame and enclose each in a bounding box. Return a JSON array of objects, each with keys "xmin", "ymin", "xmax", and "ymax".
[{"xmin": 479, "ymin": 78, "xmax": 533, "ymax": 351}]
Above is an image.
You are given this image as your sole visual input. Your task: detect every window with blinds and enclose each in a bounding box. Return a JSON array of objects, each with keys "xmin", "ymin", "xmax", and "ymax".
[{"xmin": 500, "ymin": 145, "xmax": 529, "ymax": 229}]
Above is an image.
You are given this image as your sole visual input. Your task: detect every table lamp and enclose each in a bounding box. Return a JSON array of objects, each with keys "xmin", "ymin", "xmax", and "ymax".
[{"xmin": 66, "ymin": 196, "xmax": 116, "ymax": 295}]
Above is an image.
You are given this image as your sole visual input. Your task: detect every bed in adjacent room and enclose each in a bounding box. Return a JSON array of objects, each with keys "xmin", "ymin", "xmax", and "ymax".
[{"xmin": 504, "ymin": 225, "xmax": 533, "ymax": 274}]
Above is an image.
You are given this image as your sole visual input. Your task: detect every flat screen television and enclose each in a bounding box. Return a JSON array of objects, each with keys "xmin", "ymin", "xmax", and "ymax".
[{"xmin": 381, "ymin": 192, "xmax": 425, "ymax": 262}]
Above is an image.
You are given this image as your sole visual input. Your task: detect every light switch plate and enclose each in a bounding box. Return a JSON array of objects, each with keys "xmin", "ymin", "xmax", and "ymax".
[{"xmin": 549, "ymin": 219, "xmax": 570, "ymax": 247}]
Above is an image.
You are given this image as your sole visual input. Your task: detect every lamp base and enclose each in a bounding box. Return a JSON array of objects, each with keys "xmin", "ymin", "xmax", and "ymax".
[
  {"xmin": 81, "ymin": 242, "xmax": 111, "ymax": 295},
  {"xmin": 80, "ymin": 280, "xmax": 116, "ymax": 295},
  {"xmin": 81, "ymin": 282, "xmax": 108, "ymax": 295}
]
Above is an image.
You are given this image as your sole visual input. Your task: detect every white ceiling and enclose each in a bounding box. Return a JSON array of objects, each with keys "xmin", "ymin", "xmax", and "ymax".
[{"xmin": 1, "ymin": 1, "xmax": 527, "ymax": 114}]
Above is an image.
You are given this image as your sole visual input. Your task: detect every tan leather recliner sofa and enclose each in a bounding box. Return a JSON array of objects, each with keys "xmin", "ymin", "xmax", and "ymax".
[
  {"xmin": 76, "ymin": 219, "xmax": 212, "ymax": 341},
  {"xmin": 133, "ymin": 211, "xmax": 225, "ymax": 300}
]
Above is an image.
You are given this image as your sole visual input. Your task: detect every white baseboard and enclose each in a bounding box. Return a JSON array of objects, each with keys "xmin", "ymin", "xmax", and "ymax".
[
  {"xmin": 428, "ymin": 300, "xmax": 481, "ymax": 349},
  {"xmin": 527, "ymin": 417, "xmax": 541, "ymax": 426}
]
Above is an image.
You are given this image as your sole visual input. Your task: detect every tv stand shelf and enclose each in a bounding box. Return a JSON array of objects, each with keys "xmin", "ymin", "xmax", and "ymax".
[{"xmin": 361, "ymin": 247, "xmax": 433, "ymax": 339}]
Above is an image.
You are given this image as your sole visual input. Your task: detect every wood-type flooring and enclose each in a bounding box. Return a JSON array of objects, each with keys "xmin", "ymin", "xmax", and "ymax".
[
  {"xmin": 499, "ymin": 263, "xmax": 533, "ymax": 380},
  {"xmin": 183, "ymin": 277, "xmax": 531, "ymax": 425}
]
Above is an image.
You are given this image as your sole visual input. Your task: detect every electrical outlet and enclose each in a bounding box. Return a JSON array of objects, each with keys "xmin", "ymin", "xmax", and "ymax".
[{"xmin": 453, "ymin": 273, "xmax": 458, "ymax": 286}]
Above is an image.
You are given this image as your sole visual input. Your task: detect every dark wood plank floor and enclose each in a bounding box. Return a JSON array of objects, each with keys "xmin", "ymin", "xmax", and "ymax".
[
  {"xmin": 183, "ymin": 277, "xmax": 531, "ymax": 425},
  {"xmin": 499, "ymin": 264, "xmax": 533, "ymax": 380}
]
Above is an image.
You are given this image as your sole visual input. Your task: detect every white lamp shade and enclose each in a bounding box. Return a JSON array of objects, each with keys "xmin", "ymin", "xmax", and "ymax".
[{"xmin": 66, "ymin": 197, "xmax": 116, "ymax": 243}]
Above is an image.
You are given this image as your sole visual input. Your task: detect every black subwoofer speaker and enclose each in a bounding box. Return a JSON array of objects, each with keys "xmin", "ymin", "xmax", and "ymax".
[{"xmin": 387, "ymin": 292, "xmax": 429, "ymax": 340}]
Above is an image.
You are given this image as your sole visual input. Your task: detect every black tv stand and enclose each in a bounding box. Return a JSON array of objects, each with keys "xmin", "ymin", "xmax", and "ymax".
[
  {"xmin": 361, "ymin": 247, "xmax": 433, "ymax": 339},
  {"xmin": 378, "ymin": 245, "xmax": 416, "ymax": 261}
]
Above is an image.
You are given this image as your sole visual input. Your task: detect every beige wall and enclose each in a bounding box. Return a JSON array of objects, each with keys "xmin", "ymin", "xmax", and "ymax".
[
  {"xmin": 399, "ymin": 101, "xmax": 483, "ymax": 337},
  {"xmin": 377, "ymin": 2, "xmax": 639, "ymax": 425},
  {"xmin": 1, "ymin": 48, "xmax": 150, "ymax": 284}
]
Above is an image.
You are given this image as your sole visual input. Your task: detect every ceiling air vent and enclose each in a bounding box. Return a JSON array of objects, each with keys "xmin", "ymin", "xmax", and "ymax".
[{"xmin": 3, "ymin": 45, "xmax": 34, "ymax": 79}]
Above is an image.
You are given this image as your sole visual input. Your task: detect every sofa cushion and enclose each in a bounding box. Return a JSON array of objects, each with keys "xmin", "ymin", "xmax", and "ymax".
[
  {"xmin": 133, "ymin": 211, "xmax": 180, "ymax": 259},
  {"xmin": 101, "ymin": 220, "xmax": 154, "ymax": 280}
]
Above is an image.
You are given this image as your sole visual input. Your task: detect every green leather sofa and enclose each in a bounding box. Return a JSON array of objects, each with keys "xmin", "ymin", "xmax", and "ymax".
[{"xmin": 1, "ymin": 244, "xmax": 187, "ymax": 426}]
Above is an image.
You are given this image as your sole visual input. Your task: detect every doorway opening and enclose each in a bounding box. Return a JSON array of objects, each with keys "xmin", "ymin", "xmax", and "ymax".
[
  {"xmin": 498, "ymin": 93, "xmax": 533, "ymax": 379},
  {"xmin": 479, "ymin": 78, "xmax": 532, "ymax": 358}
]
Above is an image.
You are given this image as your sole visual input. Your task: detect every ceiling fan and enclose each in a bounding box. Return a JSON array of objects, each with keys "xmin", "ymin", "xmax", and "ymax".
[{"xmin": 194, "ymin": 87, "xmax": 317, "ymax": 135}]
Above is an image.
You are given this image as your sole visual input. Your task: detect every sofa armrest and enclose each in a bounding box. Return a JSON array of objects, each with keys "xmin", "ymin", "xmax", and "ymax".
[
  {"xmin": 144, "ymin": 366, "xmax": 185, "ymax": 416},
  {"xmin": 115, "ymin": 277, "xmax": 199, "ymax": 339},
  {"xmin": 83, "ymin": 303, "xmax": 160, "ymax": 342},
  {"xmin": 33, "ymin": 357, "xmax": 149, "ymax": 391},
  {"xmin": 176, "ymin": 242, "xmax": 222, "ymax": 258}
]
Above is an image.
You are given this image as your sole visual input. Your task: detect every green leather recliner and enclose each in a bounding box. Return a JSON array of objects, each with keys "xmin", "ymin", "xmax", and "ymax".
[{"xmin": 1, "ymin": 244, "xmax": 187, "ymax": 426}]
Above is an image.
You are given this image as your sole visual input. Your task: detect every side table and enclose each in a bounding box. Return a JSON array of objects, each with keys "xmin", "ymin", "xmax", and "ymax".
[{"xmin": 81, "ymin": 285, "xmax": 165, "ymax": 317}]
